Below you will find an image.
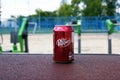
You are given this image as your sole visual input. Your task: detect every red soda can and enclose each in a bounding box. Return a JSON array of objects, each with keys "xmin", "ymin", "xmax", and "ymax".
[{"xmin": 53, "ymin": 25, "xmax": 74, "ymax": 63}]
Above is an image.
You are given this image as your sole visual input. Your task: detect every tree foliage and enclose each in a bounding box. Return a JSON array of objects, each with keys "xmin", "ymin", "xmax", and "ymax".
[
  {"xmin": 82, "ymin": 0, "xmax": 101, "ymax": 16},
  {"xmin": 35, "ymin": 8, "xmax": 57, "ymax": 17},
  {"xmin": 58, "ymin": 4, "xmax": 73, "ymax": 16},
  {"xmin": 71, "ymin": 0, "xmax": 117, "ymax": 16},
  {"xmin": 17, "ymin": 0, "xmax": 117, "ymax": 19},
  {"xmin": 104, "ymin": 0, "xmax": 117, "ymax": 16},
  {"xmin": 71, "ymin": 0, "xmax": 81, "ymax": 16}
]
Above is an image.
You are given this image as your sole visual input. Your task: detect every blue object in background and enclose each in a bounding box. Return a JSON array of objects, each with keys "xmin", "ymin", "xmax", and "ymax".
[{"xmin": 0, "ymin": 16, "xmax": 120, "ymax": 34}]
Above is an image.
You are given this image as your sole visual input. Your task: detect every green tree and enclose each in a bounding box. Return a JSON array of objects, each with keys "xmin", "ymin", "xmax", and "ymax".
[
  {"xmin": 82, "ymin": 0, "xmax": 101, "ymax": 16},
  {"xmin": 103, "ymin": 0, "xmax": 117, "ymax": 16},
  {"xmin": 35, "ymin": 8, "xmax": 57, "ymax": 17},
  {"xmin": 71, "ymin": 0, "xmax": 117, "ymax": 16},
  {"xmin": 58, "ymin": 3, "xmax": 73, "ymax": 16},
  {"xmin": 71, "ymin": 0, "xmax": 81, "ymax": 16}
]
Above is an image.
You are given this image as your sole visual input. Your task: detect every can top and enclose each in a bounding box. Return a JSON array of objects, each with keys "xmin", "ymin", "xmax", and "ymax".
[{"xmin": 54, "ymin": 25, "xmax": 73, "ymax": 32}]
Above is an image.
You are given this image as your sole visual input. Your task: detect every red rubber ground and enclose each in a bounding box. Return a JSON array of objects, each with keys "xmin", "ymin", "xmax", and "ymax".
[{"xmin": 0, "ymin": 54, "xmax": 120, "ymax": 80}]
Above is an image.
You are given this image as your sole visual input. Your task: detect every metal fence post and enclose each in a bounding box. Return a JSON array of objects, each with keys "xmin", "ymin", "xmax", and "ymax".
[
  {"xmin": 77, "ymin": 24, "xmax": 81, "ymax": 54},
  {"xmin": 108, "ymin": 32, "xmax": 112, "ymax": 55}
]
